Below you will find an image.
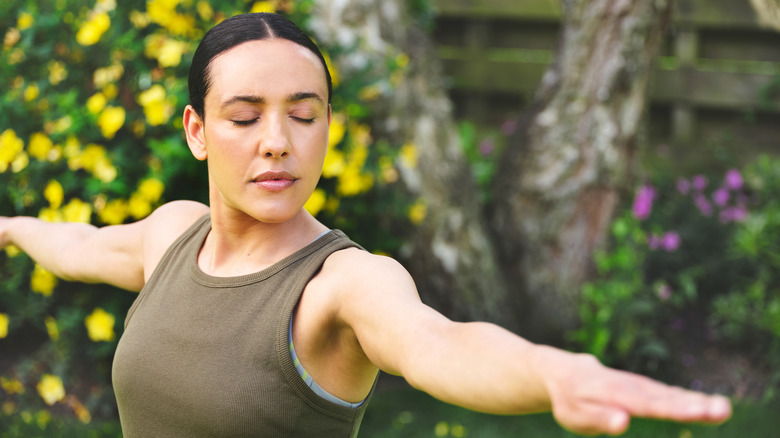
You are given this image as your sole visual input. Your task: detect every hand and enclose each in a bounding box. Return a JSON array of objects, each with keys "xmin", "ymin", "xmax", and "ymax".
[{"xmin": 535, "ymin": 347, "xmax": 731, "ymax": 436}]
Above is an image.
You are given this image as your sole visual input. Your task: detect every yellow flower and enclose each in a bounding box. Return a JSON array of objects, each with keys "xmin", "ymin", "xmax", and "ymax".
[
  {"xmin": 322, "ymin": 52, "xmax": 339, "ymax": 87},
  {"xmin": 4, "ymin": 245, "xmax": 22, "ymax": 257},
  {"xmin": 321, "ymin": 148, "xmax": 345, "ymax": 178},
  {"xmin": 137, "ymin": 83, "xmax": 166, "ymax": 106},
  {"xmin": 251, "ymin": 1, "xmax": 276, "ymax": 13},
  {"xmin": 146, "ymin": 0, "xmax": 195, "ymax": 36},
  {"xmin": 0, "ymin": 313, "xmax": 8, "ymax": 338},
  {"xmin": 76, "ymin": 12, "xmax": 111, "ymax": 46},
  {"xmin": 17, "ymin": 12, "xmax": 34, "ymax": 30},
  {"xmin": 44, "ymin": 180, "xmax": 64, "ymax": 209},
  {"xmin": 358, "ymin": 85, "xmax": 381, "ymax": 101},
  {"xmin": 4, "ymin": 27, "xmax": 21, "ymax": 48},
  {"xmin": 36, "ymin": 374, "xmax": 65, "ymax": 406},
  {"xmin": 137, "ymin": 178, "xmax": 165, "ymax": 202},
  {"xmin": 379, "ymin": 156, "xmax": 398, "ymax": 184},
  {"xmin": 97, "ymin": 106, "xmax": 125, "ymax": 139},
  {"xmin": 129, "ymin": 10, "xmax": 150, "ymax": 28},
  {"xmin": 196, "ymin": 1, "xmax": 213, "ymax": 20},
  {"xmin": 0, "ymin": 129, "xmax": 24, "ymax": 172},
  {"xmin": 399, "ymin": 142, "xmax": 418, "ymax": 168},
  {"xmin": 304, "ymin": 188, "xmax": 327, "ymax": 217},
  {"xmin": 84, "ymin": 307, "xmax": 116, "ymax": 342},
  {"xmin": 31, "ymin": 264, "xmax": 58, "ymax": 296},
  {"xmin": 62, "ymin": 198, "xmax": 93, "ymax": 223},
  {"xmin": 86, "ymin": 93, "xmax": 107, "ymax": 114},
  {"xmin": 11, "ymin": 152, "xmax": 28, "ymax": 173},
  {"xmin": 1, "ymin": 377, "xmax": 24, "ymax": 395},
  {"xmin": 93, "ymin": 157, "xmax": 117, "ymax": 183},
  {"xmin": 138, "ymin": 84, "xmax": 173, "ymax": 125},
  {"xmin": 93, "ymin": 64, "xmax": 123, "ymax": 89},
  {"xmin": 96, "ymin": 0, "xmax": 117, "ymax": 13},
  {"xmin": 44, "ymin": 316, "xmax": 60, "ymax": 342},
  {"xmin": 328, "ymin": 113, "xmax": 346, "ymax": 149},
  {"xmin": 23, "ymin": 83, "xmax": 39, "ymax": 101},
  {"xmin": 157, "ymin": 38, "xmax": 188, "ymax": 67},
  {"xmin": 408, "ymin": 199, "xmax": 427, "ymax": 225},
  {"xmin": 337, "ymin": 168, "xmax": 373, "ymax": 196},
  {"xmin": 98, "ymin": 199, "xmax": 128, "ymax": 225},
  {"xmin": 38, "ymin": 207, "xmax": 63, "ymax": 223},
  {"xmin": 48, "ymin": 61, "xmax": 68, "ymax": 85},
  {"xmin": 128, "ymin": 193, "xmax": 152, "ymax": 220},
  {"xmin": 49, "ymin": 116, "xmax": 73, "ymax": 136}
]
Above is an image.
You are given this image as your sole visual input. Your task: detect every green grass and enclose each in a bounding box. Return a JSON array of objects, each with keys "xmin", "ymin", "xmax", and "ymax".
[{"xmin": 361, "ymin": 382, "xmax": 780, "ymax": 438}]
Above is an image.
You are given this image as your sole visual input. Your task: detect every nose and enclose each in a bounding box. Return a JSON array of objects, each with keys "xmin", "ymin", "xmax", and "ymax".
[{"xmin": 258, "ymin": 113, "xmax": 290, "ymax": 158}]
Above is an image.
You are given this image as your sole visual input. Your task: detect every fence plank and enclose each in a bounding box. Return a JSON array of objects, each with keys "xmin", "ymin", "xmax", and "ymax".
[{"xmin": 432, "ymin": 0, "xmax": 776, "ymax": 30}]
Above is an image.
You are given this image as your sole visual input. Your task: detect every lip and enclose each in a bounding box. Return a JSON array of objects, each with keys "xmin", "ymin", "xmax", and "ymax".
[{"xmin": 252, "ymin": 170, "xmax": 297, "ymax": 192}]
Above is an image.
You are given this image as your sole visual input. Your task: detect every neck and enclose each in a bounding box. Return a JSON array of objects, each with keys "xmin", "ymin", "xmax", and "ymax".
[{"xmin": 201, "ymin": 205, "xmax": 328, "ymax": 277}]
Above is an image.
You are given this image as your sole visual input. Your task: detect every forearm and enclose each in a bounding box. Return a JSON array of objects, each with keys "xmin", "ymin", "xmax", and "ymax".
[
  {"xmin": 2, "ymin": 216, "xmax": 99, "ymax": 280},
  {"xmin": 403, "ymin": 321, "xmax": 555, "ymax": 415}
]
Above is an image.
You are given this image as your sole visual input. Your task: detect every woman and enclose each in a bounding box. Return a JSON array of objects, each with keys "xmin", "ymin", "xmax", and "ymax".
[{"xmin": 0, "ymin": 12, "xmax": 731, "ymax": 438}]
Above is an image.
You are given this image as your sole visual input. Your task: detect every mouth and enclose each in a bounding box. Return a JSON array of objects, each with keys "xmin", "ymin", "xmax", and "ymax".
[{"xmin": 252, "ymin": 170, "xmax": 297, "ymax": 192}]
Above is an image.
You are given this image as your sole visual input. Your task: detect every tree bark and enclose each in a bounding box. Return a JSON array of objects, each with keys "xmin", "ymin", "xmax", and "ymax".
[
  {"xmin": 491, "ymin": 0, "xmax": 672, "ymax": 342},
  {"xmin": 310, "ymin": 0, "xmax": 672, "ymax": 341},
  {"xmin": 309, "ymin": 0, "xmax": 515, "ymax": 328}
]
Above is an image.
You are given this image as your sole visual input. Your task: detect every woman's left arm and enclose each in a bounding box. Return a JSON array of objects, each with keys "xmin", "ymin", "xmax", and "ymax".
[{"xmin": 334, "ymin": 251, "xmax": 731, "ymax": 436}]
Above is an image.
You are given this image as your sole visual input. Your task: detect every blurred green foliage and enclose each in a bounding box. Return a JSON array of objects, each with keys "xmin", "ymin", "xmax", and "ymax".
[
  {"xmin": 574, "ymin": 153, "xmax": 780, "ymax": 398},
  {"xmin": 0, "ymin": 0, "xmax": 419, "ymax": 427}
]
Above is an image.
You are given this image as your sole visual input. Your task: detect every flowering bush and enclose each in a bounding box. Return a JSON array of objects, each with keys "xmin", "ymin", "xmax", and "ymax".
[
  {"xmin": 574, "ymin": 155, "xmax": 780, "ymax": 398},
  {"xmin": 1, "ymin": 0, "xmax": 417, "ymax": 429}
]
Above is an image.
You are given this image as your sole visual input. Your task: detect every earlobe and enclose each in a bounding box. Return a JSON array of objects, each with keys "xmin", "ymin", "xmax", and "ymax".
[{"xmin": 183, "ymin": 105, "xmax": 208, "ymax": 161}]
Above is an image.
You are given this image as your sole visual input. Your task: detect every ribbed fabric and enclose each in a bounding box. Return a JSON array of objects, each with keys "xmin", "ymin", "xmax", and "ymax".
[{"xmin": 113, "ymin": 214, "xmax": 376, "ymax": 437}]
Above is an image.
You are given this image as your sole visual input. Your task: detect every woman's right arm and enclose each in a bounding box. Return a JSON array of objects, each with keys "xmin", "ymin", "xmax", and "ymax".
[{"xmin": 0, "ymin": 200, "xmax": 209, "ymax": 292}]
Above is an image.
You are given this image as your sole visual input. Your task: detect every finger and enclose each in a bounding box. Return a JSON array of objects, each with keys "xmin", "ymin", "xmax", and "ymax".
[
  {"xmin": 555, "ymin": 401, "xmax": 631, "ymax": 436},
  {"xmin": 603, "ymin": 375, "xmax": 732, "ymax": 424}
]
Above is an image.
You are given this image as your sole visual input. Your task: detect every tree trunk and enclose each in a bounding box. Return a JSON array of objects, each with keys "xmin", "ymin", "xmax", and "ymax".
[
  {"xmin": 491, "ymin": 0, "xmax": 672, "ymax": 342},
  {"xmin": 310, "ymin": 0, "xmax": 672, "ymax": 341},
  {"xmin": 309, "ymin": 0, "xmax": 515, "ymax": 328}
]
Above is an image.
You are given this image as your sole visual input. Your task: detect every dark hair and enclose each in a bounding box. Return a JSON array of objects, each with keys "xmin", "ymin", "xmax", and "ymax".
[{"xmin": 188, "ymin": 13, "xmax": 333, "ymax": 120}]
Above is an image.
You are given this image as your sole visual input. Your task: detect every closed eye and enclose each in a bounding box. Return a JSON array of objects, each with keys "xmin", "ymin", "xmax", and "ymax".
[
  {"xmin": 231, "ymin": 118, "xmax": 258, "ymax": 127},
  {"xmin": 292, "ymin": 117, "xmax": 315, "ymax": 124}
]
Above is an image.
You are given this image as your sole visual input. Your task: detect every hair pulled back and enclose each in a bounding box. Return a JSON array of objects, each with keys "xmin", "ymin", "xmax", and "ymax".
[{"xmin": 188, "ymin": 13, "xmax": 332, "ymax": 120}]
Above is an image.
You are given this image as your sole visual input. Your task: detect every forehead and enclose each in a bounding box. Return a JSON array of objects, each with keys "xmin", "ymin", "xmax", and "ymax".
[{"xmin": 206, "ymin": 39, "xmax": 328, "ymax": 104}]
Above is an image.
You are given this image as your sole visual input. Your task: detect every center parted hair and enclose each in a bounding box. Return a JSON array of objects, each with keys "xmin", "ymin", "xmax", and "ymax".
[{"xmin": 188, "ymin": 13, "xmax": 333, "ymax": 120}]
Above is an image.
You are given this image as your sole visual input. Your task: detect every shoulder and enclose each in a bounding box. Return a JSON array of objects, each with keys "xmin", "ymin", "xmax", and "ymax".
[
  {"xmin": 319, "ymin": 247, "xmax": 420, "ymax": 307},
  {"xmin": 144, "ymin": 201, "xmax": 209, "ymax": 243},
  {"xmin": 141, "ymin": 200, "xmax": 209, "ymax": 276}
]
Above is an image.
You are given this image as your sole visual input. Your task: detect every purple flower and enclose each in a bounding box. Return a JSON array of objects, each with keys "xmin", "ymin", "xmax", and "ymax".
[
  {"xmin": 720, "ymin": 206, "xmax": 748, "ymax": 223},
  {"xmin": 692, "ymin": 175, "xmax": 708, "ymax": 191},
  {"xmin": 478, "ymin": 138, "xmax": 495, "ymax": 156},
  {"xmin": 648, "ymin": 234, "xmax": 662, "ymax": 250},
  {"xmin": 656, "ymin": 283, "xmax": 672, "ymax": 301},
  {"xmin": 632, "ymin": 184, "xmax": 656, "ymax": 220},
  {"xmin": 694, "ymin": 193, "xmax": 712, "ymax": 216},
  {"xmin": 676, "ymin": 178, "xmax": 691, "ymax": 195},
  {"xmin": 661, "ymin": 231, "xmax": 680, "ymax": 252},
  {"xmin": 501, "ymin": 119, "xmax": 518, "ymax": 136},
  {"xmin": 724, "ymin": 169, "xmax": 743, "ymax": 190},
  {"xmin": 712, "ymin": 187, "xmax": 730, "ymax": 207}
]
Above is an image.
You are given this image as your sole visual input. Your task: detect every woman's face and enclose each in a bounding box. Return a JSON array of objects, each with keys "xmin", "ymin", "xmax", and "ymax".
[{"xmin": 186, "ymin": 38, "xmax": 330, "ymax": 224}]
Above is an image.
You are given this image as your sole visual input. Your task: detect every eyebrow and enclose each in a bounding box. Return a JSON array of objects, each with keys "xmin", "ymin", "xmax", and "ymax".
[{"xmin": 221, "ymin": 92, "xmax": 325, "ymax": 109}]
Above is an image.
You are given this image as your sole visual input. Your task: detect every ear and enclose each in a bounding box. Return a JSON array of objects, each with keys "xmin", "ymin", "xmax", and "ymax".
[
  {"xmin": 327, "ymin": 104, "xmax": 332, "ymax": 125},
  {"xmin": 183, "ymin": 105, "xmax": 208, "ymax": 161}
]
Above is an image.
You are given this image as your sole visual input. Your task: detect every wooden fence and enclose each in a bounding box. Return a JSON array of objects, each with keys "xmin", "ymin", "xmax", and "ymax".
[{"xmin": 431, "ymin": 0, "xmax": 780, "ymax": 149}]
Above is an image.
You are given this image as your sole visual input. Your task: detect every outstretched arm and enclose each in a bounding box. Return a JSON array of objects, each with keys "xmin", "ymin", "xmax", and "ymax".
[
  {"xmin": 0, "ymin": 200, "xmax": 208, "ymax": 292},
  {"xmin": 335, "ymin": 252, "xmax": 731, "ymax": 436}
]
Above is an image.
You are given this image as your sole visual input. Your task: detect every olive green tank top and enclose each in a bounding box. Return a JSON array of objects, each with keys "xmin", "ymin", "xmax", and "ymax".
[{"xmin": 113, "ymin": 214, "xmax": 375, "ymax": 437}]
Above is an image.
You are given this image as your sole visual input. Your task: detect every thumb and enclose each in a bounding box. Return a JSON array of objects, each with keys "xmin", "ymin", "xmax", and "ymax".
[{"xmin": 556, "ymin": 404, "xmax": 631, "ymax": 436}]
